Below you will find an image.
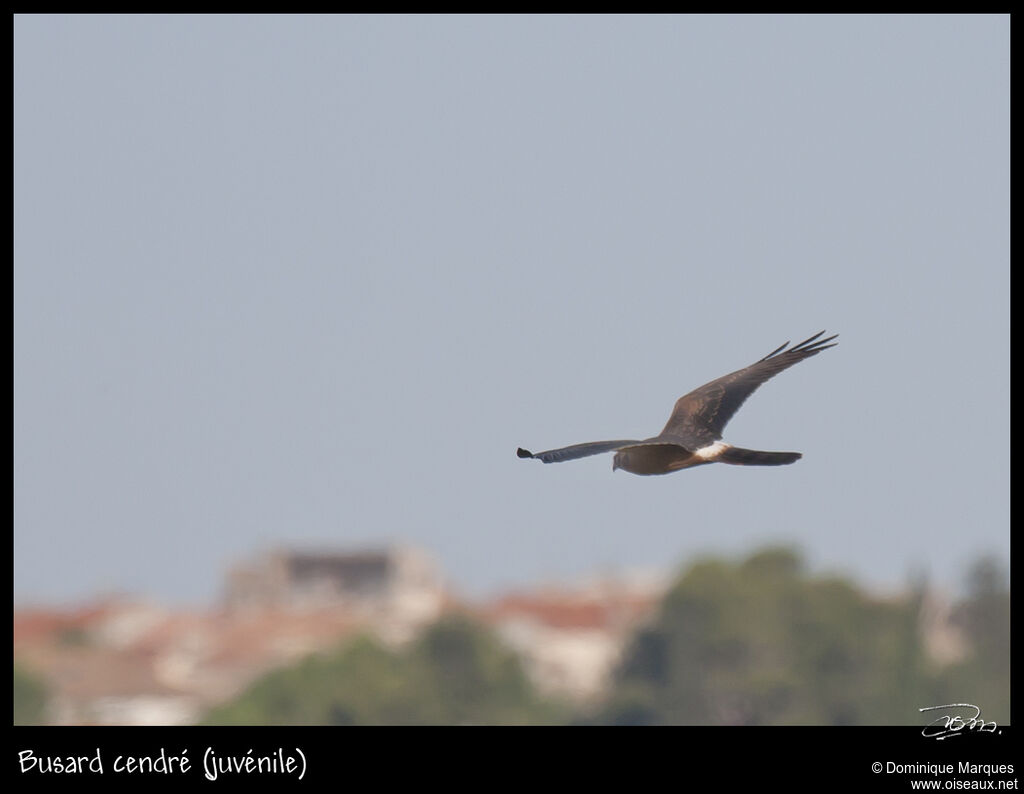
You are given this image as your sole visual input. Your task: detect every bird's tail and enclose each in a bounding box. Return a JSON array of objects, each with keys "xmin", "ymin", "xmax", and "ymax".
[{"xmin": 717, "ymin": 447, "xmax": 802, "ymax": 466}]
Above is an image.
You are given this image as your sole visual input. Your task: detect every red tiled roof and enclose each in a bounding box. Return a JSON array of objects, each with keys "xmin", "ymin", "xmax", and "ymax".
[
  {"xmin": 484, "ymin": 590, "xmax": 659, "ymax": 631},
  {"xmin": 14, "ymin": 601, "xmax": 126, "ymax": 645}
]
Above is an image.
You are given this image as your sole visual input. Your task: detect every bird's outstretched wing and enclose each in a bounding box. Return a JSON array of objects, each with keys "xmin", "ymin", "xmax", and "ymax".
[
  {"xmin": 517, "ymin": 440, "xmax": 641, "ymax": 464},
  {"xmin": 659, "ymin": 331, "xmax": 838, "ymax": 449}
]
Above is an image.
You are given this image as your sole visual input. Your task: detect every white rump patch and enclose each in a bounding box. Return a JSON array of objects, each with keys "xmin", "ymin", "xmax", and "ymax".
[{"xmin": 694, "ymin": 441, "xmax": 731, "ymax": 461}]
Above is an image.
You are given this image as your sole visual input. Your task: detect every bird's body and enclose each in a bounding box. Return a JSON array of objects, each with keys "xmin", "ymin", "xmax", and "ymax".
[{"xmin": 518, "ymin": 331, "xmax": 837, "ymax": 476}]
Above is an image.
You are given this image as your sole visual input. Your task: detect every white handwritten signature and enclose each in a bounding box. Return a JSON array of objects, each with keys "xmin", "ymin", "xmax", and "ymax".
[{"xmin": 919, "ymin": 703, "xmax": 999, "ymax": 740}]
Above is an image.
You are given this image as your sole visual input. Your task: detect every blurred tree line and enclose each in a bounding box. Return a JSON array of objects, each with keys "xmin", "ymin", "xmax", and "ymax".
[
  {"xmin": 202, "ymin": 615, "xmax": 569, "ymax": 725},
  {"xmin": 202, "ymin": 547, "xmax": 1008, "ymax": 726},
  {"xmin": 928, "ymin": 556, "xmax": 1011, "ymax": 725},
  {"xmin": 593, "ymin": 548, "xmax": 1009, "ymax": 725}
]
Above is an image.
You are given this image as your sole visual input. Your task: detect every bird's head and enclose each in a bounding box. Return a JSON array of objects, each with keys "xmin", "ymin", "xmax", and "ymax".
[{"xmin": 612, "ymin": 451, "xmax": 626, "ymax": 472}]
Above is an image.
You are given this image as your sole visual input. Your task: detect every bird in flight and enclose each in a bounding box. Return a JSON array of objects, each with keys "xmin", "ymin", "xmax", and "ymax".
[{"xmin": 518, "ymin": 331, "xmax": 837, "ymax": 476}]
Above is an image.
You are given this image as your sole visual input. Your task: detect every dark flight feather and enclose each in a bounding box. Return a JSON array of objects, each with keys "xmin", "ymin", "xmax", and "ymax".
[{"xmin": 659, "ymin": 331, "xmax": 837, "ymax": 449}]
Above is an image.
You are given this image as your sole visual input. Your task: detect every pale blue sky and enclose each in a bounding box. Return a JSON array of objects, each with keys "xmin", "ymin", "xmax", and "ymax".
[{"xmin": 14, "ymin": 15, "xmax": 1009, "ymax": 605}]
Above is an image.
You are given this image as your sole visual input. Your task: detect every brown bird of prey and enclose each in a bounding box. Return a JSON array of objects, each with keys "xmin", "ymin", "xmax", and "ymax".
[{"xmin": 518, "ymin": 331, "xmax": 837, "ymax": 475}]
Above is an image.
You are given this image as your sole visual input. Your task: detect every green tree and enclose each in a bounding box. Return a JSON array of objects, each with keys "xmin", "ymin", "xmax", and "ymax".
[
  {"xmin": 203, "ymin": 616, "xmax": 566, "ymax": 725},
  {"xmin": 928, "ymin": 557, "xmax": 1010, "ymax": 724},
  {"xmin": 410, "ymin": 614, "xmax": 564, "ymax": 724},
  {"xmin": 596, "ymin": 547, "xmax": 933, "ymax": 725},
  {"xmin": 203, "ymin": 634, "xmax": 410, "ymax": 725}
]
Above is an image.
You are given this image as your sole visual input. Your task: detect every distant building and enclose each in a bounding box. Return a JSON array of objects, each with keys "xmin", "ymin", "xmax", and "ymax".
[
  {"xmin": 482, "ymin": 572, "xmax": 669, "ymax": 702},
  {"xmin": 918, "ymin": 588, "xmax": 968, "ymax": 665},
  {"xmin": 14, "ymin": 599, "xmax": 203, "ymax": 726},
  {"xmin": 224, "ymin": 545, "xmax": 446, "ymax": 641},
  {"xmin": 14, "ymin": 545, "xmax": 449, "ymax": 725}
]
